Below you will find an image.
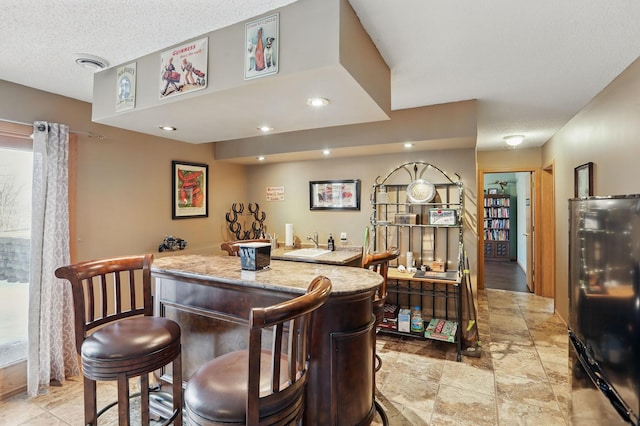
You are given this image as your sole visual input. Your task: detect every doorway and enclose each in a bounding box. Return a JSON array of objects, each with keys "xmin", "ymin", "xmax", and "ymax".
[
  {"xmin": 483, "ymin": 171, "xmax": 532, "ymax": 293},
  {"xmin": 478, "ymin": 166, "xmax": 555, "ymax": 299}
]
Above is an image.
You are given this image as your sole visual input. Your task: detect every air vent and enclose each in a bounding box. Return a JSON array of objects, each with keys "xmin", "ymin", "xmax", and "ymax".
[{"xmin": 73, "ymin": 54, "xmax": 108, "ymax": 71}]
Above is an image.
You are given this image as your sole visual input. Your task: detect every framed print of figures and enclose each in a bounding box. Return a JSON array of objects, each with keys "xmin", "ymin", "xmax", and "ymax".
[
  {"xmin": 172, "ymin": 161, "xmax": 208, "ymax": 219},
  {"xmin": 160, "ymin": 37, "xmax": 208, "ymax": 99},
  {"xmin": 245, "ymin": 13, "xmax": 279, "ymax": 80}
]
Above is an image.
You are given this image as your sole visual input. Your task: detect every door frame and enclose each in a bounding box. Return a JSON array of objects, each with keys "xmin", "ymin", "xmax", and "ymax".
[{"xmin": 477, "ymin": 166, "xmax": 554, "ymax": 299}]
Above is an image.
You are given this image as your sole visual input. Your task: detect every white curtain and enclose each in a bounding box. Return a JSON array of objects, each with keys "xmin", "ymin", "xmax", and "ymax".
[{"xmin": 27, "ymin": 122, "xmax": 79, "ymax": 397}]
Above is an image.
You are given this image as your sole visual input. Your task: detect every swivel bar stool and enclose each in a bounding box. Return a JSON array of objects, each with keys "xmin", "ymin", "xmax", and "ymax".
[{"xmin": 55, "ymin": 254, "xmax": 182, "ymax": 426}]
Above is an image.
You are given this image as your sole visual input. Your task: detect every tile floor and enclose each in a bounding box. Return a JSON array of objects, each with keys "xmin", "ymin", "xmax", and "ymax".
[{"xmin": 0, "ymin": 288, "xmax": 569, "ymax": 425}]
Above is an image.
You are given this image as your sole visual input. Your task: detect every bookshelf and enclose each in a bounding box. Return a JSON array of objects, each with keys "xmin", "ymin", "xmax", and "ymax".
[{"xmin": 484, "ymin": 194, "xmax": 511, "ymax": 261}]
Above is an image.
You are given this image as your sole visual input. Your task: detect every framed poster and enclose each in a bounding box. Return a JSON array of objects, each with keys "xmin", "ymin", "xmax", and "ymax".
[
  {"xmin": 116, "ymin": 62, "xmax": 136, "ymax": 112},
  {"xmin": 172, "ymin": 161, "xmax": 208, "ymax": 219},
  {"xmin": 309, "ymin": 179, "xmax": 360, "ymax": 210},
  {"xmin": 160, "ymin": 37, "xmax": 208, "ymax": 99},
  {"xmin": 574, "ymin": 162, "xmax": 593, "ymax": 198},
  {"xmin": 245, "ymin": 13, "xmax": 279, "ymax": 80}
]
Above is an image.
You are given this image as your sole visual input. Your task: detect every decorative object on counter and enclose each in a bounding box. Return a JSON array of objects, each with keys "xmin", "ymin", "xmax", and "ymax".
[
  {"xmin": 221, "ymin": 239, "xmax": 270, "ymax": 257},
  {"xmin": 285, "ymin": 223, "xmax": 294, "ymax": 247},
  {"xmin": 172, "ymin": 160, "xmax": 208, "ymax": 219},
  {"xmin": 406, "ymin": 251, "xmax": 413, "ymax": 270},
  {"xmin": 328, "ymin": 233, "xmax": 335, "ymax": 251},
  {"xmin": 225, "ymin": 202, "xmax": 267, "ymax": 240},
  {"xmin": 309, "ymin": 179, "xmax": 361, "ymax": 210},
  {"xmin": 158, "ymin": 235, "xmax": 187, "ymax": 252},
  {"xmin": 238, "ymin": 242, "xmax": 271, "ymax": 271}
]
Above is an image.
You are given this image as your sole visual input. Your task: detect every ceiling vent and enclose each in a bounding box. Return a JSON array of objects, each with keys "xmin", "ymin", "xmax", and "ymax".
[{"xmin": 74, "ymin": 54, "xmax": 108, "ymax": 71}]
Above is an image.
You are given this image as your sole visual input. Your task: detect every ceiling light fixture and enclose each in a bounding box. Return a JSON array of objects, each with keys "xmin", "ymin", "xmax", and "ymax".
[
  {"xmin": 322, "ymin": 149, "xmax": 331, "ymax": 155},
  {"xmin": 258, "ymin": 126, "xmax": 274, "ymax": 132},
  {"xmin": 159, "ymin": 126, "xmax": 177, "ymax": 131},
  {"xmin": 504, "ymin": 135, "xmax": 524, "ymax": 146},
  {"xmin": 404, "ymin": 142, "xmax": 414, "ymax": 148},
  {"xmin": 306, "ymin": 97, "xmax": 330, "ymax": 107},
  {"xmin": 257, "ymin": 156, "xmax": 265, "ymax": 161},
  {"xmin": 73, "ymin": 53, "xmax": 109, "ymax": 71}
]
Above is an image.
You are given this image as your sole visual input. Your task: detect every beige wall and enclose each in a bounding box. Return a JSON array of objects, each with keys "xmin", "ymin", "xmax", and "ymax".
[
  {"xmin": 543, "ymin": 55, "xmax": 640, "ymax": 321},
  {"xmin": 0, "ymin": 80, "xmax": 247, "ymax": 262},
  {"xmin": 477, "ymin": 147, "xmax": 542, "ymax": 170},
  {"xmin": 245, "ymin": 148, "xmax": 478, "ymax": 276}
]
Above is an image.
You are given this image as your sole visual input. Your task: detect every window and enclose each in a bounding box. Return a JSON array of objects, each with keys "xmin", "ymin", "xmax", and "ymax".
[{"xmin": 0, "ymin": 122, "xmax": 32, "ymax": 368}]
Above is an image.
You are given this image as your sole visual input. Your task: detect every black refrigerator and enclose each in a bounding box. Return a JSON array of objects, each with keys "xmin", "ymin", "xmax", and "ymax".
[{"xmin": 569, "ymin": 195, "xmax": 640, "ymax": 425}]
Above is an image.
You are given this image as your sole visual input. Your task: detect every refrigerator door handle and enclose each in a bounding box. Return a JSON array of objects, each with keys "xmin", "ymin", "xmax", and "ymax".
[{"xmin": 569, "ymin": 330, "xmax": 636, "ymax": 425}]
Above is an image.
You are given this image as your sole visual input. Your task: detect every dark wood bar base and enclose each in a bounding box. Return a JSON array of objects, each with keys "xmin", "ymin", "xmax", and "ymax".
[{"xmin": 151, "ymin": 255, "xmax": 382, "ymax": 426}]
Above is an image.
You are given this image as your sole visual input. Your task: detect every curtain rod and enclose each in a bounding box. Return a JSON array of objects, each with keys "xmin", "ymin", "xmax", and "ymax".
[{"xmin": 1, "ymin": 119, "xmax": 106, "ymax": 140}]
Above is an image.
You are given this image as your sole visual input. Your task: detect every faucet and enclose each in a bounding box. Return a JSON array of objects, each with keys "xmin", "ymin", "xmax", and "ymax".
[{"xmin": 307, "ymin": 232, "xmax": 319, "ymax": 249}]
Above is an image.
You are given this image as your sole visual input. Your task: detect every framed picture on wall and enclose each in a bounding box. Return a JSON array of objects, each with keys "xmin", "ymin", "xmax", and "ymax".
[
  {"xmin": 574, "ymin": 162, "xmax": 593, "ymax": 198},
  {"xmin": 309, "ymin": 179, "xmax": 360, "ymax": 210},
  {"xmin": 487, "ymin": 188, "xmax": 499, "ymax": 195},
  {"xmin": 172, "ymin": 161, "xmax": 208, "ymax": 219},
  {"xmin": 245, "ymin": 13, "xmax": 279, "ymax": 80}
]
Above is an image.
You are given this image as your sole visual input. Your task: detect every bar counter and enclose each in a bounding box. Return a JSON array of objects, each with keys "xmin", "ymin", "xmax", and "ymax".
[
  {"xmin": 151, "ymin": 254, "xmax": 382, "ymax": 425},
  {"xmin": 270, "ymin": 246, "xmax": 362, "ymax": 266}
]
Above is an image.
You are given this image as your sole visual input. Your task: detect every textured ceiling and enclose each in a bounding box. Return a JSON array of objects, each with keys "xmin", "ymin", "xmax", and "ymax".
[{"xmin": 2, "ymin": 0, "xmax": 640, "ymax": 152}]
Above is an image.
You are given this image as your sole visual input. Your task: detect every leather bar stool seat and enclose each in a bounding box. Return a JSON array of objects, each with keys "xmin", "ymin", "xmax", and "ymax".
[
  {"xmin": 81, "ymin": 316, "xmax": 181, "ymax": 380},
  {"xmin": 184, "ymin": 276, "xmax": 332, "ymax": 426},
  {"xmin": 185, "ymin": 350, "xmax": 297, "ymax": 425}
]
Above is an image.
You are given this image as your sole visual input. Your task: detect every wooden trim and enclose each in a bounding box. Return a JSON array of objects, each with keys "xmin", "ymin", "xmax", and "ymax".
[
  {"xmin": 68, "ymin": 133, "xmax": 77, "ymax": 262},
  {"xmin": 540, "ymin": 163, "xmax": 555, "ymax": 298},
  {"xmin": 477, "ymin": 167, "xmax": 553, "ymax": 300}
]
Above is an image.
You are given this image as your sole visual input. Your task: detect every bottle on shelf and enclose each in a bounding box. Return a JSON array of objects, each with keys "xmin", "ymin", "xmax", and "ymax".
[
  {"xmin": 411, "ymin": 306, "xmax": 424, "ymax": 332},
  {"xmin": 328, "ymin": 233, "xmax": 335, "ymax": 251}
]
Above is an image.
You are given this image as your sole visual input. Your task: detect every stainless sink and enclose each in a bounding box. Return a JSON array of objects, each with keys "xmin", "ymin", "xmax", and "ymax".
[{"xmin": 283, "ymin": 248, "xmax": 332, "ymax": 258}]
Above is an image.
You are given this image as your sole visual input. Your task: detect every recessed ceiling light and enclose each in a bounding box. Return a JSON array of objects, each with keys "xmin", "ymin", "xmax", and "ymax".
[
  {"xmin": 159, "ymin": 126, "xmax": 177, "ymax": 131},
  {"xmin": 322, "ymin": 149, "xmax": 331, "ymax": 155},
  {"xmin": 504, "ymin": 135, "xmax": 524, "ymax": 146},
  {"xmin": 257, "ymin": 156, "xmax": 265, "ymax": 161},
  {"xmin": 258, "ymin": 126, "xmax": 274, "ymax": 132},
  {"xmin": 73, "ymin": 53, "xmax": 108, "ymax": 71},
  {"xmin": 404, "ymin": 142, "xmax": 414, "ymax": 148},
  {"xmin": 306, "ymin": 97, "xmax": 330, "ymax": 107}
]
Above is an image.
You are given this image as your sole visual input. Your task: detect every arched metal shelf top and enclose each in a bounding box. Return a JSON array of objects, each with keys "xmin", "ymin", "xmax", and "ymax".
[{"xmin": 374, "ymin": 161, "xmax": 461, "ymax": 186}]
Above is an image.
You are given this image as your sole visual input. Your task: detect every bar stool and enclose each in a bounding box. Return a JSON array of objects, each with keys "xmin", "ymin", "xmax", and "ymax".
[
  {"xmin": 55, "ymin": 254, "xmax": 182, "ymax": 426},
  {"xmin": 362, "ymin": 246, "xmax": 399, "ymax": 426},
  {"xmin": 183, "ymin": 276, "xmax": 332, "ymax": 425}
]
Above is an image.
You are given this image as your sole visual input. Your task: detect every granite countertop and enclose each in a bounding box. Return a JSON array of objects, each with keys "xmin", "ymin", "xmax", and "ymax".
[
  {"xmin": 270, "ymin": 246, "xmax": 362, "ymax": 265},
  {"xmin": 151, "ymin": 254, "xmax": 381, "ymax": 295}
]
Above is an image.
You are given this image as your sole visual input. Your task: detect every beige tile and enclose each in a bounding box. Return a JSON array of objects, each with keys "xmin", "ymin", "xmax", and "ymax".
[
  {"xmin": 432, "ymin": 383, "xmax": 498, "ymax": 426},
  {"xmin": 497, "ymin": 400, "xmax": 567, "ymax": 425},
  {"xmin": 440, "ymin": 359, "xmax": 495, "ymax": 397},
  {"xmin": 1, "ymin": 289, "xmax": 571, "ymax": 425},
  {"xmin": 495, "ymin": 374, "xmax": 559, "ymax": 411},
  {"xmin": 536, "ymin": 344, "xmax": 569, "ymax": 370},
  {"xmin": 0, "ymin": 393, "xmax": 48, "ymax": 425}
]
